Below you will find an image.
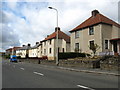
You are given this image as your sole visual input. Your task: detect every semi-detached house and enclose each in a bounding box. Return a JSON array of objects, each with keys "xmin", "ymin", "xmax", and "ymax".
[
  {"xmin": 6, "ymin": 47, "xmax": 21, "ymax": 56},
  {"xmin": 38, "ymin": 27, "xmax": 70, "ymax": 60},
  {"xmin": 70, "ymin": 10, "xmax": 120, "ymax": 56},
  {"xmin": 29, "ymin": 42, "xmax": 40, "ymax": 58},
  {"xmin": 16, "ymin": 44, "xmax": 31, "ymax": 58}
]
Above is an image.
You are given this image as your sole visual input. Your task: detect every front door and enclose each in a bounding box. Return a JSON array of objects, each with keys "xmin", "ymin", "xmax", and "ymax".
[{"xmin": 113, "ymin": 41, "xmax": 118, "ymax": 55}]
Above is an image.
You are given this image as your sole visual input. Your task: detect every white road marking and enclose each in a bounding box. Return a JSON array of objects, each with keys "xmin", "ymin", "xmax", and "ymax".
[
  {"xmin": 77, "ymin": 85, "xmax": 95, "ymax": 90},
  {"xmin": 33, "ymin": 72, "xmax": 44, "ymax": 76},
  {"xmin": 20, "ymin": 68, "xmax": 25, "ymax": 70}
]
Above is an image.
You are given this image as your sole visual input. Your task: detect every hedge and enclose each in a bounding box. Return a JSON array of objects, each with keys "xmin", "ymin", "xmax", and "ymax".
[{"xmin": 58, "ymin": 52, "xmax": 90, "ymax": 59}]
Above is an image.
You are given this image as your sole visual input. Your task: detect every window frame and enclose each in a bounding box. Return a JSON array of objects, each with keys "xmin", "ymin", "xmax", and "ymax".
[
  {"xmin": 49, "ymin": 39, "xmax": 52, "ymax": 45},
  {"xmin": 49, "ymin": 48, "xmax": 52, "ymax": 54},
  {"xmin": 75, "ymin": 43, "xmax": 79, "ymax": 51},
  {"xmin": 75, "ymin": 31, "xmax": 79, "ymax": 38},
  {"xmin": 89, "ymin": 40, "xmax": 94, "ymax": 50},
  {"xmin": 44, "ymin": 49, "xmax": 46, "ymax": 55},
  {"xmin": 44, "ymin": 41, "xmax": 46, "ymax": 46},
  {"xmin": 104, "ymin": 39, "xmax": 109, "ymax": 49},
  {"xmin": 89, "ymin": 26, "xmax": 94, "ymax": 35},
  {"xmin": 62, "ymin": 48, "xmax": 65, "ymax": 53}
]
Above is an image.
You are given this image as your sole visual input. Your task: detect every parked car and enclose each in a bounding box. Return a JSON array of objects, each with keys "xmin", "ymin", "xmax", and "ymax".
[{"xmin": 10, "ymin": 55, "xmax": 17, "ymax": 62}]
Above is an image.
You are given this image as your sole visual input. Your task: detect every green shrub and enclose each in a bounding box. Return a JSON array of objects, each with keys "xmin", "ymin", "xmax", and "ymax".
[
  {"xmin": 5, "ymin": 55, "xmax": 10, "ymax": 59},
  {"xmin": 58, "ymin": 52, "xmax": 89, "ymax": 59}
]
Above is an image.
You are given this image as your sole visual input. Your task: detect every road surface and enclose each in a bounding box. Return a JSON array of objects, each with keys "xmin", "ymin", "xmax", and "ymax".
[{"xmin": 2, "ymin": 59, "xmax": 119, "ymax": 89}]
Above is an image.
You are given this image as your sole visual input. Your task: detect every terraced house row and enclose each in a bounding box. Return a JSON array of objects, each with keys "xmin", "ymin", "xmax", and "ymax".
[
  {"xmin": 15, "ymin": 27, "xmax": 70, "ymax": 60},
  {"xmin": 6, "ymin": 10, "xmax": 120, "ymax": 60}
]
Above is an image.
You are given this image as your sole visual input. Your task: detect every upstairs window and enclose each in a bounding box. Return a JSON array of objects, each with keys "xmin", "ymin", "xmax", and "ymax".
[
  {"xmin": 89, "ymin": 26, "xmax": 94, "ymax": 35},
  {"xmin": 44, "ymin": 42, "xmax": 46, "ymax": 46},
  {"xmin": 49, "ymin": 40, "xmax": 52, "ymax": 45},
  {"xmin": 44, "ymin": 49, "xmax": 46, "ymax": 55},
  {"xmin": 49, "ymin": 48, "xmax": 52, "ymax": 54},
  {"xmin": 75, "ymin": 31, "xmax": 79, "ymax": 38},
  {"xmin": 105, "ymin": 40, "xmax": 109, "ymax": 49}
]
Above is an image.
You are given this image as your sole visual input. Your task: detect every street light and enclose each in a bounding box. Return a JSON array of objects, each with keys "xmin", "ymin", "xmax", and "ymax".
[{"xmin": 48, "ymin": 7, "xmax": 59, "ymax": 66}]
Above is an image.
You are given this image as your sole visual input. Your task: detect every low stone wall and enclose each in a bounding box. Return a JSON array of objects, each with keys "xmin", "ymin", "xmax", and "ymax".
[
  {"xmin": 19, "ymin": 58, "xmax": 56, "ymax": 65},
  {"xmin": 19, "ymin": 58, "xmax": 97, "ymax": 69},
  {"xmin": 59, "ymin": 59, "xmax": 94, "ymax": 68},
  {"xmin": 18, "ymin": 56, "xmax": 119, "ymax": 71},
  {"xmin": 100, "ymin": 56, "xmax": 119, "ymax": 71}
]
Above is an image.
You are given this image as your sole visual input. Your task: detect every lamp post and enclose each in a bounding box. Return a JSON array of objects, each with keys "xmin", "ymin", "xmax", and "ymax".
[{"xmin": 48, "ymin": 7, "xmax": 59, "ymax": 66}]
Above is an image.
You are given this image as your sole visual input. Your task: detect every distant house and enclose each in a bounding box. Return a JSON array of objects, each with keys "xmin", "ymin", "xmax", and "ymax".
[
  {"xmin": 6, "ymin": 47, "xmax": 21, "ymax": 56},
  {"xmin": 70, "ymin": 10, "xmax": 120, "ymax": 56},
  {"xmin": 29, "ymin": 42, "xmax": 40, "ymax": 58},
  {"xmin": 38, "ymin": 27, "xmax": 70, "ymax": 60},
  {"xmin": 6, "ymin": 48, "xmax": 12, "ymax": 56},
  {"xmin": 0, "ymin": 52, "xmax": 5, "ymax": 56},
  {"xmin": 37, "ymin": 41, "xmax": 42, "ymax": 58},
  {"xmin": 16, "ymin": 44, "xmax": 31, "ymax": 58}
]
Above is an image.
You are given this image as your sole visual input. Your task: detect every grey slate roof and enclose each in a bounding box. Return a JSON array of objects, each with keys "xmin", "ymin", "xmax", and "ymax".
[
  {"xmin": 18, "ymin": 45, "xmax": 31, "ymax": 50},
  {"xmin": 30, "ymin": 44, "xmax": 40, "ymax": 49}
]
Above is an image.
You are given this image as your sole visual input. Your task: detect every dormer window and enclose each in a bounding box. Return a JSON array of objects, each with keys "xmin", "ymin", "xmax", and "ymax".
[{"xmin": 89, "ymin": 26, "xmax": 94, "ymax": 35}]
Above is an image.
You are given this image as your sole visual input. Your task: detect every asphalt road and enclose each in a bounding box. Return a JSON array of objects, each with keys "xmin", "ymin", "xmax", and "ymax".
[{"xmin": 2, "ymin": 59, "xmax": 119, "ymax": 89}]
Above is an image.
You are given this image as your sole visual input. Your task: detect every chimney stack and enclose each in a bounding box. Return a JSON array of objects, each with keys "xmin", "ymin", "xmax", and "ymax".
[
  {"xmin": 55, "ymin": 27, "xmax": 60, "ymax": 32},
  {"xmin": 28, "ymin": 44, "xmax": 31, "ymax": 46},
  {"xmin": 36, "ymin": 42, "xmax": 39, "ymax": 45},
  {"xmin": 92, "ymin": 10, "xmax": 99, "ymax": 17},
  {"xmin": 40, "ymin": 41, "xmax": 42, "ymax": 44}
]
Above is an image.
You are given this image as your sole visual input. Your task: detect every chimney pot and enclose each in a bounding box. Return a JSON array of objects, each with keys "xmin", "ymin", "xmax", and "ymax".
[
  {"xmin": 36, "ymin": 42, "xmax": 39, "ymax": 45},
  {"xmin": 28, "ymin": 44, "xmax": 31, "ymax": 46},
  {"xmin": 92, "ymin": 10, "xmax": 99, "ymax": 16},
  {"xmin": 55, "ymin": 27, "xmax": 60, "ymax": 32}
]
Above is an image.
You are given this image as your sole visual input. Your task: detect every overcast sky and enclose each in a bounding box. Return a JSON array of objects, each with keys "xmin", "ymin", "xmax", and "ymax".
[{"xmin": 0, "ymin": 0, "xmax": 120, "ymax": 52}]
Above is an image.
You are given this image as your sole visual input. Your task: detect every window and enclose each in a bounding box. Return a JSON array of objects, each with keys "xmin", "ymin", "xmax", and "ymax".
[
  {"xmin": 89, "ymin": 26, "xmax": 94, "ymax": 35},
  {"xmin": 44, "ymin": 49, "xmax": 46, "ymax": 55},
  {"xmin": 49, "ymin": 48, "xmax": 52, "ymax": 54},
  {"xmin": 89, "ymin": 40, "xmax": 94, "ymax": 49},
  {"xmin": 49, "ymin": 40, "xmax": 52, "ymax": 45},
  {"xmin": 63, "ymin": 48, "xmax": 65, "ymax": 53},
  {"xmin": 75, "ymin": 43, "xmax": 79, "ymax": 52},
  {"xmin": 105, "ymin": 40, "xmax": 109, "ymax": 49},
  {"xmin": 75, "ymin": 31, "xmax": 79, "ymax": 38},
  {"xmin": 44, "ymin": 42, "xmax": 46, "ymax": 46}
]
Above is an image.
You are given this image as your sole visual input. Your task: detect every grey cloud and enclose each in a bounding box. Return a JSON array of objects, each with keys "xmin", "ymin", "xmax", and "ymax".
[
  {"xmin": 118, "ymin": 1, "xmax": 120, "ymax": 23},
  {"xmin": 0, "ymin": 11, "xmax": 21, "ymax": 51}
]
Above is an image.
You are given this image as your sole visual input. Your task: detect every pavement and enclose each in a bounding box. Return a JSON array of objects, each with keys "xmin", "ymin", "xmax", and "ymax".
[{"xmin": 57, "ymin": 66, "xmax": 120, "ymax": 76}]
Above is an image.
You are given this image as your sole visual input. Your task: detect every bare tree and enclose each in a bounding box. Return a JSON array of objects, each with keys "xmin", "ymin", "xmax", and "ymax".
[{"xmin": 89, "ymin": 43, "xmax": 100, "ymax": 57}]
